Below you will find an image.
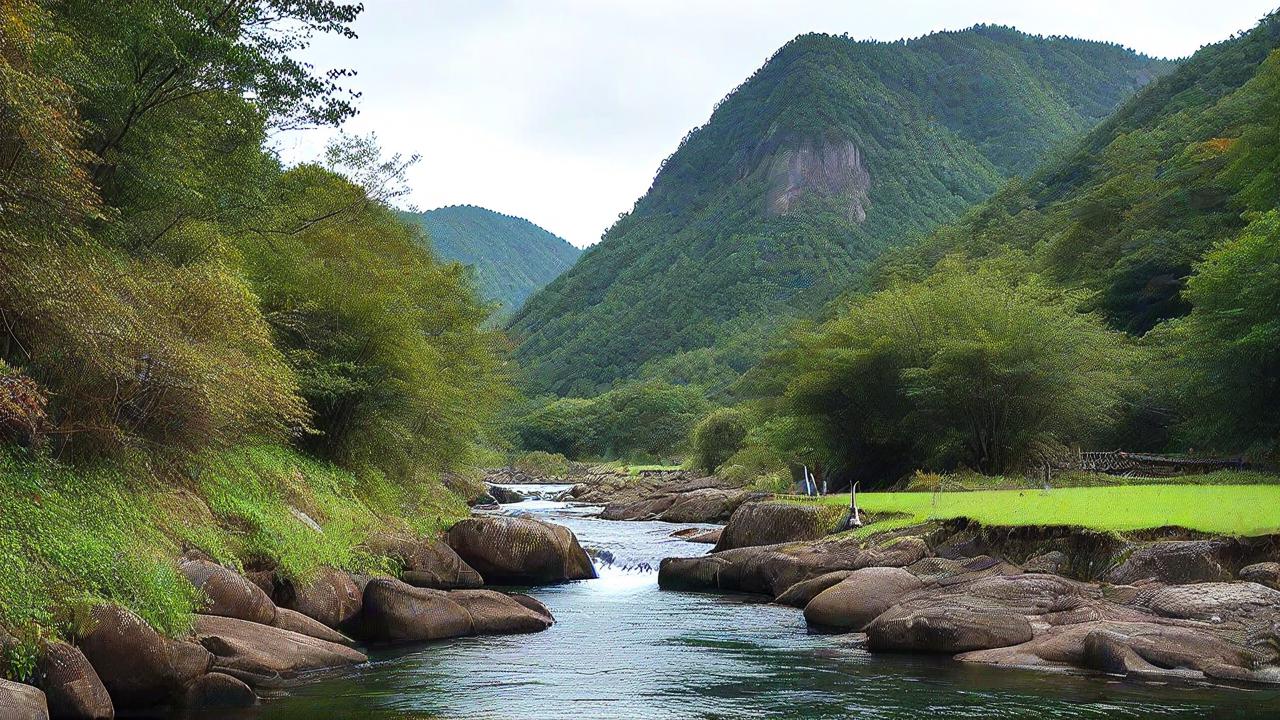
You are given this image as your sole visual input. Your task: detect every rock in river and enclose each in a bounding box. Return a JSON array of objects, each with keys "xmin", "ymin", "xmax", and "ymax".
[
  {"xmin": 0, "ymin": 679, "xmax": 49, "ymax": 720},
  {"xmin": 446, "ymin": 516, "xmax": 597, "ymax": 584}
]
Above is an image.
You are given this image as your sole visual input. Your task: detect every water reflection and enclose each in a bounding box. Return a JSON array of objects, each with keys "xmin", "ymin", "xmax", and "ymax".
[{"xmin": 224, "ymin": 487, "xmax": 1280, "ymax": 719}]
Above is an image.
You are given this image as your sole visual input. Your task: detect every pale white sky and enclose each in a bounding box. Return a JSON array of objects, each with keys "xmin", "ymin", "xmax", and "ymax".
[{"xmin": 276, "ymin": 0, "xmax": 1278, "ymax": 247}]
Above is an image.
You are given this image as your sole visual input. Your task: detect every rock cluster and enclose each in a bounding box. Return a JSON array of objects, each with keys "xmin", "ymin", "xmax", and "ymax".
[{"xmin": 0, "ymin": 514, "xmax": 594, "ymax": 717}]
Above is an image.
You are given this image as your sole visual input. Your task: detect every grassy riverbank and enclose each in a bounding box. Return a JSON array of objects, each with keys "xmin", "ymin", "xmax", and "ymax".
[
  {"xmin": 808, "ymin": 482, "xmax": 1280, "ymax": 537},
  {"xmin": 0, "ymin": 446, "xmax": 473, "ymax": 670}
]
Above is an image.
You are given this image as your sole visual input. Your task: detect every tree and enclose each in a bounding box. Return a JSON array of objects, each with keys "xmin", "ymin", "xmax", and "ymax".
[
  {"xmin": 691, "ymin": 408, "xmax": 749, "ymax": 473},
  {"xmin": 763, "ymin": 261, "xmax": 1141, "ymax": 484}
]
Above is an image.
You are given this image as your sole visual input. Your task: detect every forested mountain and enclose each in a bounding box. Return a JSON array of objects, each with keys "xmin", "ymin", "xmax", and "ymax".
[
  {"xmin": 401, "ymin": 205, "xmax": 580, "ymax": 316},
  {"xmin": 882, "ymin": 12, "xmax": 1280, "ymax": 334},
  {"xmin": 508, "ymin": 26, "xmax": 1169, "ymax": 397}
]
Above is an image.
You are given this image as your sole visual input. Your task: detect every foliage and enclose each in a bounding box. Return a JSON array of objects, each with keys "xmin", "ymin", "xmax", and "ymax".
[
  {"xmin": 691, "ymin": 408, "xmax": 749, "ymax": 473},
  {"xmin": 402, "ymin": 205, "xmax": 581, "ymax": 318},
  {"xmin": 509, "ymin": 27, "xmax": 1167, "ymax": 396},
  {"xmin": 810, "ymin": 484, "xmax": 1280, "ymax": 537},
  {"xmin": 512, "ymin": 382, "xmax": 709, "ymax": 460},
  {"xmin": 760, "ymin": 263, "xmax": 1140, "ymax": 485},
  {"xmin": 511, "ymin": 451, "xmax": 571, "ymax": 478},
  {"xmin": 1153, "ymin": 211, "xmax": 1280, "ymax": 456}
]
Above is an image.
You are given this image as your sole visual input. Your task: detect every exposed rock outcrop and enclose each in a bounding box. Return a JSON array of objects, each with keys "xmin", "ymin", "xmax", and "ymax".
[
  {"xmin": 78, "ymin": 604, "xmax": 212, "ymax": 708},
  {"xmin": 369, "ymin": 535, "xmax": 484, "ymax": 590},
  {"xmin": 183, "ymin": 672, "xmax": 255, "ymax": 711},
  {"xmin": 0, "ymin": 679, "xmax": 49, "ymax": 720},
  {"xmin": 193, "ymin": 615, "xmax": 367, "ymax": 689},
  {"xmin": 180, "ymin": 558, "xmax": 277, "ymax": 626},
  {"xmin": 446, "ymin": 516, "xmax": 596, "ymax": 584},
  {"xmin": 713, "ymin": 501, "xmax": 849, "ymax": 551},
  {"xmin": 774, "ymin": 570, "xmax": 855, "ymax": 608},
  {"xmin": 766, "ymin": 139, "xmax": 871, "ymax": 222},
  {"xmin": 271, "ymin": 608, "xmax": 353, "ymax": 645},
  {"xmin": 34, "ymin": 640, "xmax": 114, "ymax": 719},
  {"xmin": 1103, "ymin": 540, "xmax": 1232, "ymax": 585},
  {"xmin": 354, "ymin": 578, "xmax": 553, "ymax": 643},
  {"xmin": 1240, "ymin": 561, "xmax": 1280, "ymax": 589},
  {"xmin": 276, "ymin": 568, "xmax": 363, "ymax": 628},
  {"xmin": 804, "ymin": 567, "xmax": 923, "ymax": 630}
]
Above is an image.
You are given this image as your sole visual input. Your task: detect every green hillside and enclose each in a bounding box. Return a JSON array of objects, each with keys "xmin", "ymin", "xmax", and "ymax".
[
  {"xmin": 508, "ymin": 26, "xmax": 1169, "ymax": 397},
  {"xmin": 883, "ymin": 12, "xmax": 1280, "ymax": 334},
  {"xmin": 402, "ymin": 205, "xmax": 580, "ymax": 316}
]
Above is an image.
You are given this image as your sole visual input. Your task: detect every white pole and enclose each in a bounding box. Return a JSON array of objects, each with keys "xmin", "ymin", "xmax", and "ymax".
[{"xmin": 850, "ymin": 481, "xmax": 863, "ymax": 527}]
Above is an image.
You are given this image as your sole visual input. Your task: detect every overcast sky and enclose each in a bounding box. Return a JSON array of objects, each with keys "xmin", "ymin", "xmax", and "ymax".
[{"xmin": 275, "ymin": 0, "xmax": 1278, "ymax": 247}]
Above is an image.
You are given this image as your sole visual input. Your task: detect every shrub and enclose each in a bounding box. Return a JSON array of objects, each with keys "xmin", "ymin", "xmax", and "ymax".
[
  {"xmin": 692, "ymin": 407, "xmax": 749, "ymax": 473},
  {"xmin": 512, "ymin": 451, "xmax": 570, "ymax": 478}
]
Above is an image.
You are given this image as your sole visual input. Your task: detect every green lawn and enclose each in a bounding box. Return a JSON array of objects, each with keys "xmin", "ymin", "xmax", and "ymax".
[{"xmin": 810, "ymin": 485, "xmax": 1280, "ymax": 537}]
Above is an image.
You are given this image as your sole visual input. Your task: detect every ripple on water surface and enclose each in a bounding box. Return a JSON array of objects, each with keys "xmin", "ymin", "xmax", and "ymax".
[{"xmin": 222, "ymin": 492, "xmax": 1280, "ymax": 720}]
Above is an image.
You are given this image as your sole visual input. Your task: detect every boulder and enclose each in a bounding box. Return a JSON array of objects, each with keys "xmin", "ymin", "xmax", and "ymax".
[
  {"xmin": 1103, "ymin": 540, "xmax": 1231, "ymax": 585},
  {"xmin": 183, "ymin": 672, "xmax": 255, "ymax": 711},
  {"xmin": 509, "ymin": 594, "xmax": 554, "ymax": 622},
  {"xmin": 193, "ymin": 615, "xmax": 367, "ymax": 688},
  {"xmin": 600, "ymin": 495, "xmax": 677, "ymax": 521},
  {"xmin": 656, "ymin": 489, "xmax": 749, "ymax": 524},
  {"xmin": 0, "ymin": 679, "xmax": 49, "ymax": 720},
  {"xmin": 446, "ymin": 516, "xmax": 596, "ymax": 584},
  {"xmin": 34, "ymin": 640, "xmax": 113, "ymax": 719},
  {"xmin": 959, "ymin": 620, "xmax": 1280, "ymax": 684},
  {"xmin": 487, "ymin": 485, "xmax": 527, "ymax": 504},
  {"xmin": 78, "ymin": 604, "xmax": 212, "ymax": 708},
  {"xmin": 179, "ymin": 558, "xmax": 277, "ymax": 626},
  {"xmin": 271, "ymin": 608, "xmax": 353, "ymax": 645},
  {"xmin": 804, "ymin": 567, "xmax": 923, "ymax": 630},
  {"xmin": 866, "ymin": 605, "xmax": 1034, "ymax": 653},
  {"xmin": 904, "ymin": 555, "xmax": 1022, "ymax": 585},
  {"xmin": 1239, "ymin": 562, "xmax": 1280, "ymax": 589},
  {"xmin": 659, "ymin": 534, "xmax": 928, "ymax": 597},
  {"xmin": 775, "ymin": 571, "xmax": 855, "ymax": 607},
  {"xmin": 355, "ymin": 578, "xmax": 473, "ymax": 642},
  {"xmin": 277, "ymin": 568, "xmax": 362, "ymax": 628},
  {"xmin": 448, "ymin": 590, "xmax": 555, "ymax": 634},
  {"xmin": 688, "ymin": 528, "xmax": 723, "ymax": 545},
  {"xmin": 1130, "ymin": 581, "xmax": 1280, "ymax": 629},
  {"xmin": 372, "ymin": 536, "xmax": 483, "ymax": 590},
  {"xmin": 713, "ymin": 502, "xmax": 849, "ymax": 552}
]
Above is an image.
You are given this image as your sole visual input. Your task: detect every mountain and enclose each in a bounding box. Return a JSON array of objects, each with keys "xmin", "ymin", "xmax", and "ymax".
[
  {"xmin": 508, "ymin": 26, "xmax": 1170, "ymax": 397},
  {"xmin": 883, "ymin": 11, "xmax": 1280, "ymax": 334},
  {"xmin": 402, "ymin": 205, "xmax": 581, "ymax": 316}
]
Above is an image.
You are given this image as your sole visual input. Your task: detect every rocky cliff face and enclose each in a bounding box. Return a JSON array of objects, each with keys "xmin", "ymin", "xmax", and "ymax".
[{"xmin": 766, "ymin": 139, "xmax": 870, "ymax": 221}]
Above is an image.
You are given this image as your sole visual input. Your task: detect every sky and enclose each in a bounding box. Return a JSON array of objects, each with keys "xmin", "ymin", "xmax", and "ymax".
[{"xmin": 276, "ymin": 0, "xmax": 1279, "ymax": 248}]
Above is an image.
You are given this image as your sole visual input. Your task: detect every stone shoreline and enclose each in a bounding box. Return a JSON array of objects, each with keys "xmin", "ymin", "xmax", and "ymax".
[{"xmin": 0, "ymin": 515, "xmax": 595, "ymax": 719}]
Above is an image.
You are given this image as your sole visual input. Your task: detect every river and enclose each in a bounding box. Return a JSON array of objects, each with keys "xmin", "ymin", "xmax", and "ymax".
[{"xmin": 222, "ymin": 486, "xmax": 1280, "ymax": 719}]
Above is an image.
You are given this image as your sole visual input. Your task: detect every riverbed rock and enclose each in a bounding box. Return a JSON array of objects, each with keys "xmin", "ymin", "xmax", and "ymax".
[
  {"xmin": 0, "ymin": 679, "xmax": 49, "ymax": 720},
  {"xmin": 958, "ymin": 620, "xmax": 1280, "ymax": 684},
  {"xmin": 271, "ymin": 607, "xmax": 353, "ymax": 645},
  {"xmin": 78, "ymin": 604, "xmax": 212, "ymax": 708},
  {"xmin": 34, "ymin": 640, "xmax": 114, "ymax": 719},
  {"xmin": 448, "ymin": 589, "xmax": 556, "ymax": 634},
  {"xmin": 804, "ymin": 567, "xmax": 923, "ymax": 630},
  {"xmin": 179, "ymin": 558, "xmax": 277, "ymax": 626},
  {"xmin": 656, "ymin": 489, "xmax": 750, "ymax": 523},
  {"xmin": 446, "ymin": 516, "xmax": 596, "ymax": 584},
  {"xmin": 1103, "ymin": 540, "xmax": 1232, "ymax": 585},
  {"xmin": 487, "ymin": 485, "xmax": 527, "ymax": 504},
  {"xmin": 600, "ymin": 495, "xmax": 678, "ymax": 521},
  {"xmin": 1239, "ymin": 562, "xmax": 1280, "ymax": 589},
  {"xmin": 866, "ymin": 605, "xmax": 1034, "ymax": 653},
  {"xmin": 713, "ymin": 502, "xmax": 850, "ymax": 552},
  {"xmin": 193, "ymin": 615, "xmax": 367, "ymax": 688},
  {"xmin": 371, "ymin": 535, "xmax": 484, "ymax": 590},
  {"xmin": 775, "ymin": 571, "xmax": 855, "ymax": 607},
  {"xmin": 355, "ymin": 578, "xmax": 473, "ymax": 642},
  {"xmin": 183, "ymin": 672, "xmax": 255, "ymax": 711},
  {"xmin": 1129, "ymin": 581, "xmax": 1280, "ymax": 633},
  {"xmin": 904, "ymin": 555, "xmax": 1023, "ymax": 585},
  {"xmin": 276, "ymin": 568, "xmax": 363, "ymax": 628},
  {"xmin": 659, "ymin": 534, "xmax": 928, "ymax": 597}
]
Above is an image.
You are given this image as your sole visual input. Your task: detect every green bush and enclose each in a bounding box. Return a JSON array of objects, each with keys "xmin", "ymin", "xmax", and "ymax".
[
  {"xmin": 691, "ymin": 407, "xmax": 749, "ymax": 473},
  {"xmin": 512, "ymin": 451, "xmax": 570, "ymax": 478}
]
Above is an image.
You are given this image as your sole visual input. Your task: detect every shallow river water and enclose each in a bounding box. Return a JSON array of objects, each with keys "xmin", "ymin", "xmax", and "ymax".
[{"xmin": 225, "ymin": 488, "xmax": 1280, "ymax": 719}]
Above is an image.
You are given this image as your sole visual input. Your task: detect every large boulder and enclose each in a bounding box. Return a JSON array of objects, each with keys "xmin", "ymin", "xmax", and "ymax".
[
  {"xmin": 371, "ymin": 535, "xmax": 483, "ymax": 590},
  {"xmin": 271, "ymin": 608, "xmax": 353, "ymax": 645},
  {"xmin": 34, "ymin": 640, "xmax": 114, "ymax": 719},
  {"xmin": 713, "ymin": 502, "xmax": 849, "ymax": 552},
  {"xmin": 600, "ymin": 495, "xmax": 677, "ymax": 521},
  {"xmin": 904, "ymin": 555, "xmax": 1022, "ymax": 585},
  {"xmin": 179, "ymin": 558, "xmax": 277, "ymax": 626},
  {"xmin": 1103, "ymin": 540, "xmax": 1231, "ymax": 585},
  {"xmin": 276, "ymin": 568, "xmax": 363, "ymax": 628},
  {"xmin": 446, "ymin": 516, "xmax": 596, "ymax": 584},
  {"xmin": 1239, "ymin": 562, "xmax": 1280, "ymax": 589},
  {"xmin": 193, "ymin": 615, "xmax": 367, "ymax": 688},
  {"xmin": 656, "ymin": 489, "xmax": 750, "ymax": 524},
  {"xmin": 959, "ymin": 620, "xmax": 1280, "ymax": 684},
  {"xmin": 804, "ymin": 567, "xmax": 923, "ymax": 630},
  {"xmin": 659, "ymin": 534, "xmax": 928, "ymax": 597},
  {"xmin": 77, "ymin": 605, "xmax": 212, "ymax": 708},
  {"xmin": 183, "ymin": 672, "xmax": 255, "ymax": 711},
  {"xmin": 774, "ymin": 571, "xmax": 855, "ymax": 607},
  {"xmin": 487, "ymin": 485, "xmax": 527, "ymax": 504},
  {"xmin": 1130, "ymin": 581, "xmax": 1280, "ymax": 632},
  {"xmin": 355, "ymin": 578, "xmax": 553, "ymax": 642},
  {"xmin": 866, "ymin": 605, "xmax": 1034, "ymax": 653},
  {"xmin": 0, "ymin": 679, "xmax": 49, "ymax": 720}
]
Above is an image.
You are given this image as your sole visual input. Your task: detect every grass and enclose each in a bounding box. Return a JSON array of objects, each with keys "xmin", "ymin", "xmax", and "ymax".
[
  {"xmin": 805, "ymin": 484, "xmax": 1280, "ymax": 537},
  {"xmin": 902, "ymin": 469, "xmax": 1279, "ymax": 491},
  {"xmin": 1, "ymin": 444, "xmax": 471, "ymax": 676}
]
